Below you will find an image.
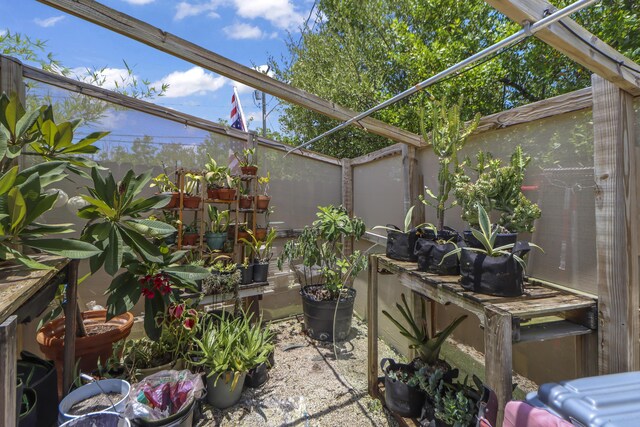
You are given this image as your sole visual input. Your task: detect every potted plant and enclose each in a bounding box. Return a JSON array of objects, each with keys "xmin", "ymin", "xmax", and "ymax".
[
  {"xmin": 382, "ymin": 293, "xmax": 467, "ymax": 418},
  {"xmin": 235, "ymin": 147, "xmax": 257, "ymax": 175},
  {"xmin": 372, "ymin": 206, "xmax": 431, "ymax": 262},
  {"xmin": 182, "ymin": 173, "xmax": 202, "ymax": 209},
  {"xmin": 256, "ymin": 172, "xmax": 271, "ymax": 210},
  {"xmin": 236, "ymin": 257, "xmax": 254, "ymax": 285},
  {"xmin": 453, "ymin": 147, "xmax": 541, "ymax": 247},
  {"xmin": 243, "ymin": 317, "xmax": 275, "ymax": 388},
  {"xmin": 191, "ymin": 312, "xmax": 252, "ymax": 409},
  {"xmin": 238, "ymin": 185, "xmax": 253, "ymax": 209},
  {"xmin": 240, "ymin": 228, "xmax": 277, "ymax": 283},
  {"xmin": 205, "ymin": 206, "xmax": 229, "ymax": 250},
  {"xmin": 278, "ymin": 205, "xmax": 367, "ymax": 341},
  {"xmin": 150, "ymin": 172, "xmax": 179, "ymax": 209},
  {"xmin": 204, "ymin": 154, "xmax": 229, "ymax": 199},
  {"xmin": 182, "ymin": 221, "xmax": 199, "ymax": 247},
  {"xmin": 416, "ymin": 98, "xmax": 479, "ymax": 274},
  {"xmin": 443, "ymin": 205, "xmax": 542, "ymax": 297},
  {"xmin": 202, "ymin": 269, "xmax": 240, "ymax": 297},
  {"xmin": 219, "ymin": 173, "xmax": 239, "ymax": 201},
  {"xmin": 255, "ymin": 206, "xmax": 275, "ymax": 240}
]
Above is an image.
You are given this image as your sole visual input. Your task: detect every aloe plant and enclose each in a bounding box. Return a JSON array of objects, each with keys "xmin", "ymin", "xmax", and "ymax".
[{"xmin": 383, "ymin": 293, "xmax": 467, "ymax": 365}]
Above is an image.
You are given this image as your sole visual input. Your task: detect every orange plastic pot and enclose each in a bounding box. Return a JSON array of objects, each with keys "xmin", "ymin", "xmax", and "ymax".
[
  {"xmin": 37, "ymin": 310, "xmax": 133, "ymax": 396},
  {"xmin": 182, "ymin": 196, "xmax": 201, "ymax": 209},
  {"xmin": 207, "ymin": 188, "xmax": 220, "ymax": 200},
  {"xmin": 241, "ymin": 166, "xmax": 258, "ymax": 176},
  {"xmin": 218, "ymin": 188, "xmax": 237, "ymax": 201},
  {"xmin": 239, "ymin": 196, "xmax": 252, "ymax": 209},
  {"xmin": 255, "ymin": 228, "xmax": 267, "ymax": 241},
  {"xmin": 182, "ymin": 232, "xmax": 199, "ymax": 246}
]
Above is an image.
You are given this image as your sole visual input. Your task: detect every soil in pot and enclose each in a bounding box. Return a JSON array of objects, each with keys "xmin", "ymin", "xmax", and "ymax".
[
  {"xmin": 255, "ymin": 195, "xmax": 270, "ymax": 210},
  {"xmin": 68, "ymin": 392, "xmax": 124, "ymax": 416},
  {"xmin": 60, "ymin": 412, "xmax": 130, "ymax": 427},
  {"xmin": 36, "ymin": 310, "xmax": 134, "ymax": 398},
  {"xmin": 300, "ymin": 285, "xmax": 356, "ymax": 342}
]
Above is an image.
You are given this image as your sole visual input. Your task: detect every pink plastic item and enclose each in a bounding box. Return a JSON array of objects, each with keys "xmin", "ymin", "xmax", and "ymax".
[{"xmin": 503, "ymin": 401, "xmax": 574, "ymax": 427}]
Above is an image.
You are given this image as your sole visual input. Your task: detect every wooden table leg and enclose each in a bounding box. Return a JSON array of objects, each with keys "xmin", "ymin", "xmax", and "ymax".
[
  {"xmin": 368, "ymin": 255, "xmax": 379, "ymax": 397},
  {"xmin": 0, "ymin": 315, "xmax": 17, "ymax": 427},
  {"xmin": 63, "ymin": 260, "xmax": 80, "ymax": 397},
  {"xmin": 484, "ymin": 305, "xmax": 513, "ymax": 427}
]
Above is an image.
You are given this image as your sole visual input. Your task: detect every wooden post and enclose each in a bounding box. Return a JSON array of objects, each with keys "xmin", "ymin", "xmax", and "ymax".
[
  {"xmin": 0, "ymin": 56, "xmax": 25, "ymax": 103},
  {"xmin": 592, "ymin": 74, "xmax": 640, "ymax": 374},
  {"xmin": 0, "ymin": 315, "xmax": 17, "ymax": 427},
  {"xmin": 63, "ymin": 260, "xmax": 80, "ymax": 397},
  {"xmin": 368, "ymin": 254, "xmax": 379, "ymax": 396},
  {"xmin": 402, "ymin": 145, "xmax": 424, "ymax": 226},
  {"xmin": 341, "ymin": 158, "xmax": 354, "ymax": 257},
  {"xmin": 484, "ymin": 305, "xmax": 512, "ymax": 427}
]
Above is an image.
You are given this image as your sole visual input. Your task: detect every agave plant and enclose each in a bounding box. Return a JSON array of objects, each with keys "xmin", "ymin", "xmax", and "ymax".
[
  {"xmin": 442, "ymin": 204, "xmax": 543, "ymax": 270},
  {"xmin": 372, "ymin": 205, "xmax": 433, "ymax": 234},
  {"xmin": 78, "ymin": 168, "xmax": 177, "ymax": 276},
  {"xmin": 383, "ymin": 293, "xmax": 467, "ymax": 365}
]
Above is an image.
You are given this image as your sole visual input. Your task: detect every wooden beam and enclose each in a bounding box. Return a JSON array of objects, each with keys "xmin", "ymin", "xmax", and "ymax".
[
  {"xmin": 484, "ymin": 0, "xmax": 640, "ymax": 96},
  {"xmin": 0, "ymin": 316, "xmax": 16, "ymax": 427},
  {"xmin": 351, "ymin": 143, "xmax": 403, "ymax": 166},
  {"xmin": 484, "ymin": 305, "xmax": 512, "ymax": 427},
  {"xmin": 63, "ymin": 260, "xmax": 80, "ymax": 397},
  {"xmin": 592, "ymin": 74, "xmax": 639, "ymax": 374},
  {"xmin": 20, "ymin": 61, "xmax": 341, "ymax": 166},
  {"xmin": 37, "ymin": 0, "xmax": 425, "ymax": 148},
  {"xmin": 402, "ymin": 145, "xmax": 424, "ymax": 227},
  {"xmin": 0, "ymin": 56, "xmax": 25, "ymax": 104},
  {"xmin": 368, "ymin": 255, "xmax": 380, "ymax": 397}
]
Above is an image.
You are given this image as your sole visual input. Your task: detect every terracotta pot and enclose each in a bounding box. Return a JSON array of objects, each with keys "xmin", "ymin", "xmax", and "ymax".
[
  {"xmin": 239, "ymin": 196, "xmax": 252, "ymax": 209},
  {"xmin": 37, "ymin": 310, "xmax": 134, "ymax": 395},
  {"xmin": 238, "ymin": 230, "xmax": 250, "ymax": 241},
  {"xmin": 218, "ymin": 188, "xmax": 237, "ymax": 201},
  {"xmin": 256, "ymin": 195, "xmax": 271, "ymax": 210},
  {"xmin": 241, "ymin": 166, "xmax": 258, "ymax": 176},
  {"xmin": 182, "ymin": 195, "xmax": 201, "ymax": 209},
  {"xmin": 255, "ymin": 228, "xmax": 267, "ymax": 241},
  {"xmin": 182, "ymin": 232, "xmax": 199, "ymax": 246},
  {"xmin": 207, "ymin": 188, "xmax": 220, "ymax": 200},
  {"xmin": 161, "ymin": 192, "xmax": 180, "ymax": 209}
]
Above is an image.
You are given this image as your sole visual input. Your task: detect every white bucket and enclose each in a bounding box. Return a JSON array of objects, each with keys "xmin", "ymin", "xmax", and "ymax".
[{"xmin": 58, "ymin": 379, "xmax": 130, "ymax": 424}]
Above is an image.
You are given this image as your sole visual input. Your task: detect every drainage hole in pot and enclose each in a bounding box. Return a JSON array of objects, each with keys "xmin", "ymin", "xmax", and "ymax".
[{"xmin": 68, "ymin": 392, "xmax": 124, "ymax": 416}]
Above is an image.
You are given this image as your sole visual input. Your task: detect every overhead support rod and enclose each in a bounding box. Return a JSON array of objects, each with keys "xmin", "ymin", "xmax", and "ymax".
[{"xmin": 286, "ymin": 0, "xmax": 599, "ymax": 155}]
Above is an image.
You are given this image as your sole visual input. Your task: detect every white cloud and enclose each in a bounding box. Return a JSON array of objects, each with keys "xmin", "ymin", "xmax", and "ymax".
[
  {"xmin": 34, "ymin": 16, "xmax": 65, "ymax": 28},
  {"xmin": 233, "ymin": 0, "xmax": 304, "ymax": 30},
  {"xmin": 175, "ymin": 1, "xmax": 220, "ymax": 20},
  {"xmin": 152, "ymin": 67, "xmax": 226, "ymax": 98},
  {"xmin": 234, "ymin": 82, "xmax": 254, "ymax": 95},
  {"xmin": 122, "ymin": 0, "xmax": 155, "ymax": 4},
  {"xmin": 222, "ymin": 22, "xmax": 263, "ymax": 40}
]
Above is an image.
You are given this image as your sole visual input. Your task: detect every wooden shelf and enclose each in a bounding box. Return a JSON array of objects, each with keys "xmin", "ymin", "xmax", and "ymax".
[{"xmin": 198, "ymin": 281, "xmax": 272, "ymax": 304}]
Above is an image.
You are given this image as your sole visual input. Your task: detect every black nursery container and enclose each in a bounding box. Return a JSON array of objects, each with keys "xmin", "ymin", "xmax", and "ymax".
[
  {"xmin": 253, "ymin": 262, "xmax": 269, "ymax": 282},
  {"xmin": 17, "ymin": 352, "xmax": 57, "ymax": 427},
  {"xmin": 381, "ymin": 358, "xmax": 425, "ymax": 418},
  {"xmin": 300, "ymin": 285, "xmax": 355, "ymax": 342}
]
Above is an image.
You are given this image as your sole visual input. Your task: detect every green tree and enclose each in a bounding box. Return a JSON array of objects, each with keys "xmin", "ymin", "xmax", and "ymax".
[{"xmin": 271, "ymin": 0, "xmax": 639, "ymax": 158}]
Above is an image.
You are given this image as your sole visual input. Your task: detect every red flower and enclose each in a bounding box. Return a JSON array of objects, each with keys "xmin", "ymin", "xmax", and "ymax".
[
  {"xmin": 168, "ymin": 303, "xmax": 184, "ymax": 319},
  {"xmin": 141, "ymin": 287, "xmax": 154, "ymax": 299},
  {"xmin": 187, "ymin": 309, "xmax": 197, "ymax": 318},
  {"xmin": 160, "ymin": 283, "xmax": 172, "ymax": 295},
  {"xmin": 153, "ymin": 275, "xmax": 163, "ymax": 288},
  {"xmin": 183, "ymin": 318, "xmax": 195, "ymax": 330}
]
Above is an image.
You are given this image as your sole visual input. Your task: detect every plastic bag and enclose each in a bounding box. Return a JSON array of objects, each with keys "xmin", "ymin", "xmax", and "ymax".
[{"xmin": 124, "ymin": 370, "xmax": 204, "ymax": 421}]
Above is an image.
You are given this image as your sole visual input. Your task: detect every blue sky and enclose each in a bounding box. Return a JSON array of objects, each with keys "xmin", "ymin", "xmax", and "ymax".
[{"xmin": 0, "ymin": 0, "xmax": 316, "ymax": 132}]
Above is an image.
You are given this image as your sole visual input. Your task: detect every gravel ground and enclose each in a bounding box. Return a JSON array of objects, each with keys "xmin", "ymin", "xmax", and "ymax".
[{"xmin": 197, "ymin": 316, "xmax": 400, "ymax": 427}]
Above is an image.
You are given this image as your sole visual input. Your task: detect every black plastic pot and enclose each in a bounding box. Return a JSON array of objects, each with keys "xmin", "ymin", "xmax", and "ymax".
[
  {"xmin": 245, "ymin": 362, "xmax": 269, "ymax": 388},
  {"xmin": 18, "ymin": 388, "xmax": 37, "ymax": 427},
  {"xmin": 238, "ymin": 264, "xmax": 254, "ymax": 285},
  {"xmin": 381, "ymin": 358, "xmax": 425, "ymax": 418},
  {"xmin": 253, "ymin": 262, "xmax": 269, "ymax": 282},
  {"xmin": 300, "ymin": 285, "xmax": 356, "ymax": 342},
  {"xmin": 463, "ymin": 230, "xmax": 517, "ymax": 249},
  {"xmin": 414, "ymin": 227, "xmax": 461, "ymax": 275},
  {"xmin": 459, "ymin": 241, "xmax": 531, "ymax": 296},
  {"xmin": 17, "ymin": 352, "xmax": 57, "ymax": 427},
  {"xmin": 386, "ymin": 227, "xmax": 419, "ymax": 262}
]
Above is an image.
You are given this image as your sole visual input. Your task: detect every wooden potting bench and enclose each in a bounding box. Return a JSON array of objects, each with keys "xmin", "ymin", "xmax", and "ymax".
[
  {"xmin": 0, "ymin": 255, "xmax": 79, "ymax": 427},
  {"xmin": 367, "ymin": 254, "xmax": 598, "ymax": 427}
]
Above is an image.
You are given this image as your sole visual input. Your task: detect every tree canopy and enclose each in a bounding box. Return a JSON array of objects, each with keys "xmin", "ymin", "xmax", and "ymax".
[{"xmin": 270, "ymin": 0, "xmax": 639, "ymax": 158}]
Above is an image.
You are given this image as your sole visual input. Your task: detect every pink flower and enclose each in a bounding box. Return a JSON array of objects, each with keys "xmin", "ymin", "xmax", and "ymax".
[
  {"xmin": 183, "ymin": 318, "xmax": 195, "ymax": 330},
  {"xmin": 169, "ymin": 303, "xmax": 184, "ymax": 318}
]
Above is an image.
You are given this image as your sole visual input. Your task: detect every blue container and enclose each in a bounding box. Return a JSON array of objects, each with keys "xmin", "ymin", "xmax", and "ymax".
[{"xmin": 526, "ymin": 371, "xmax": 640, "ymax": 427}]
